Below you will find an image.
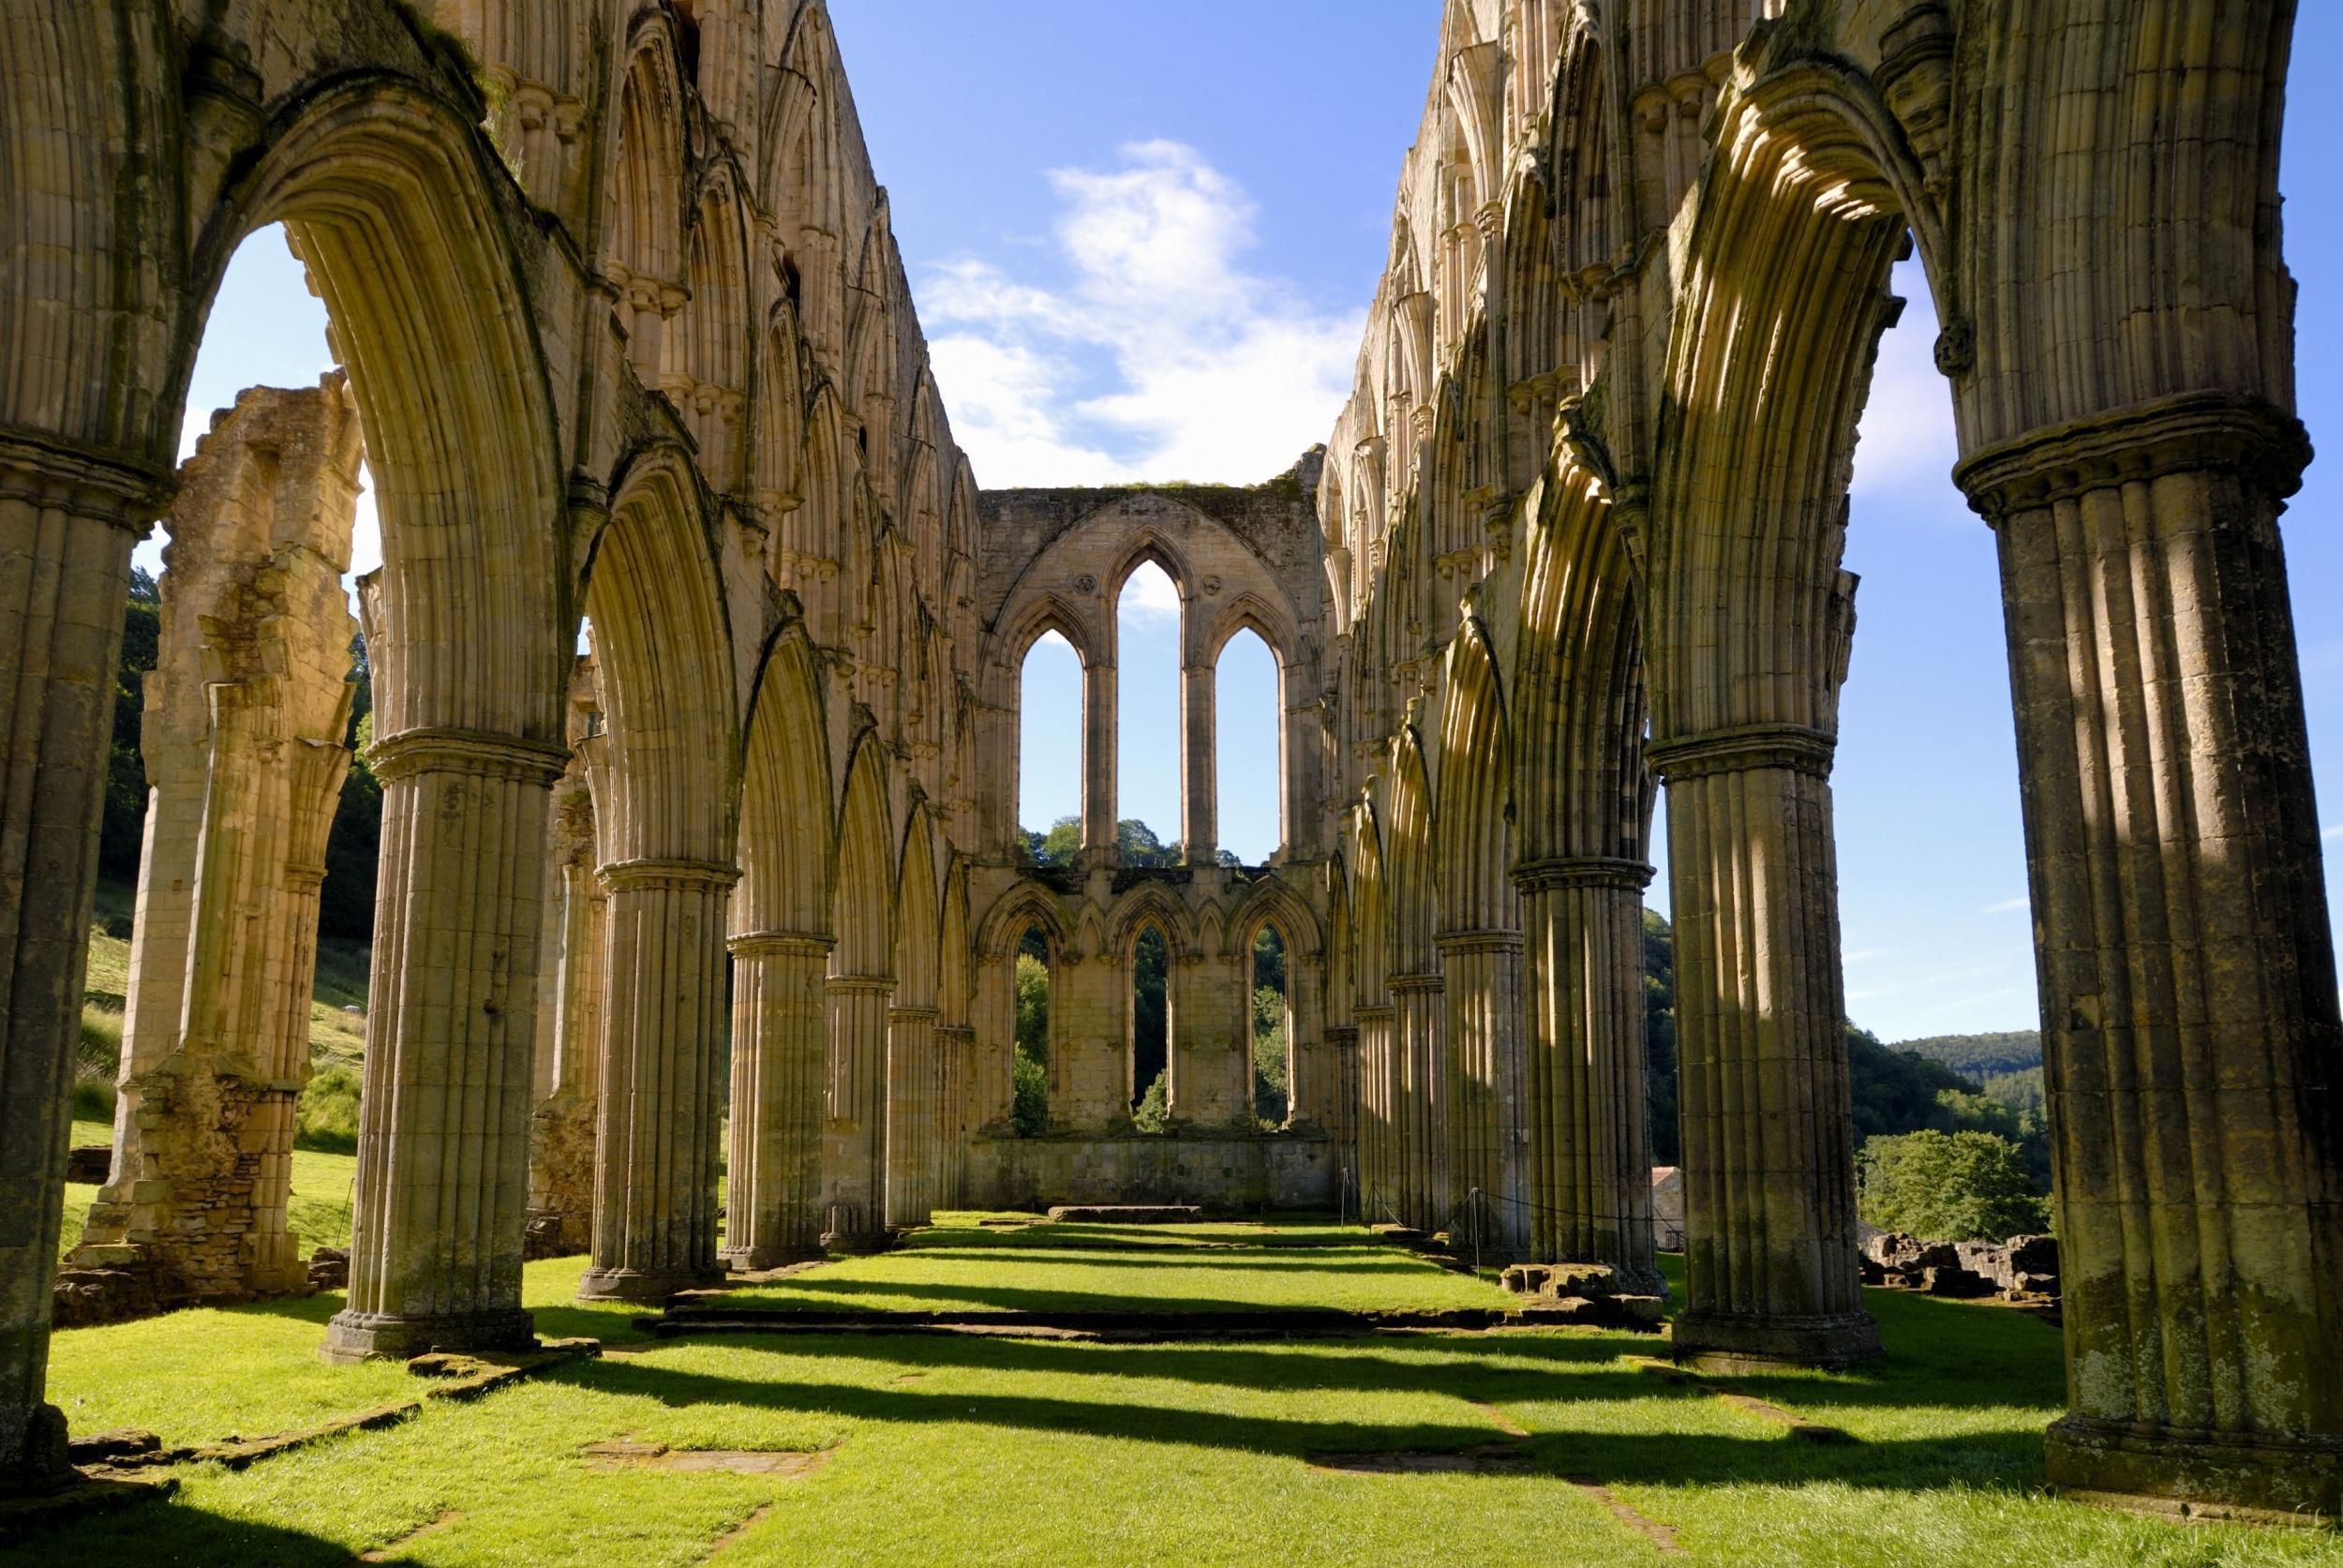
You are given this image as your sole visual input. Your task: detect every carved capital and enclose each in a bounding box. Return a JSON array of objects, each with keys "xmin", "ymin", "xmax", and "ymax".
[
  {"xmin": 727, "ymin": 930, "xmax": 834, "ymax": 960},
  {"xmin": 1510, "ymin": 855, "xmax": 1655, "ymax": 894},
  {"xmin": 1434, "ymin": 927, "xmax": 1524, "ymax": 955},
  {"xmin": 0, "ymin": 426, "xmax": 173, "ymax": 528},
  {"xmin": 1954, "ymin": 393, "xmax": 2310, "ymax": 523},
  {"xmin": 600, "ymin": 858, "xmax": 740, "ymax": 892},
  {"xmin": 1646, "ymin": 723, "xmax": 1836, "ymax": 782},
  {"xmin": 366, "ymin": 726, "xmax": 569, "ymax": 786}
]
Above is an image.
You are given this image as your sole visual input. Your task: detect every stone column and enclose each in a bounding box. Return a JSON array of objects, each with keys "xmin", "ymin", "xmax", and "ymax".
[
  {"xmin": 0, "ymin": 436, "xmax": 162, "ymax": 1485},
  {"xmin": 1322, "ymin": 1024, "xmax": 1359, "ymax": 1148},
  {"xmin": 937, "ymin": 1023, "xmax": 974, "ymax": 1210},
  {"xmin": 1353, "ymin": 1006, "xmax": 1396, "ymax": 1224},
  {"xmin": 1388, "ymin": 972, "xmax": 1446, "ymax": 1230},
  {"xmin": 1180, "ymin": 663, "xmax": 1216, "ymax": 861},
  {"xmin": 972, "ymin": 953, "xmax": 1015, "ymax": 1133},
  {"xmin": 1960, "ymin": 399, "xmax": 2343, "ymax": 1521},
  {"xmin": 1435, "ymin": 931, "xmax": 1529, "ymax": 1256},
  {"xmin": 1650, "ymin": 726, "xmax": 1876, "ymax": 1371},
  {"xmin": 577, "ymin": 859, "xmax": 735, "ymax": 1304},
  {"xmin": 722, "ymin": 933, "xmax": 830, "ymax": 1269},
  {"xmin": 526, "ymin": 859, "xmax": 604, "ymax": 1257},
  {"xmin": 1081, "ymin": 658, "xmax": 1116, "ymax": 866},
  {"xmin": 1515, "ymin": 856, "xmax": 1663, "ymax": 1294},
  {"xmin": 821, "ymin": 974, "xmax": 895, "ymax": 1251},
  {"xmin": 885, "ymin": 1006, "xmax": 938, "ymax": 1229},
  {"xmin": 324, "ymin": 728, "xmax": 568, "ymax": 1362}
]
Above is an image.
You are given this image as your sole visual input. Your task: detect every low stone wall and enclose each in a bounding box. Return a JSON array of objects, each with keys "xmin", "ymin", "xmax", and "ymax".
[{"xmin": 963, "ymin": 1131, "xmax": 1339, "ymax": 1214}]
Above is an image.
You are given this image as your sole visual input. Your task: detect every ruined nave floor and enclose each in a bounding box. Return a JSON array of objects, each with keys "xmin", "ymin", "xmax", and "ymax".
[{"xmin": 13, "ymin": 1217, "xmax": 2337, "ymax": 1566}]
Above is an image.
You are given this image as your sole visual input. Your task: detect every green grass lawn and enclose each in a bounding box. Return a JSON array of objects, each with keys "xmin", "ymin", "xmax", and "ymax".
[{"xmin": 17, "ymin": 1222, "xmax": 2343, "ymax": 1566}]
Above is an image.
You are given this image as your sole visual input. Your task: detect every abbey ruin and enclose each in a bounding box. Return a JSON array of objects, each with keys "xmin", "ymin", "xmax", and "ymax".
[{"xmin": 1, "ymin": 0, "xmax": 2336, "ymax": 1535}]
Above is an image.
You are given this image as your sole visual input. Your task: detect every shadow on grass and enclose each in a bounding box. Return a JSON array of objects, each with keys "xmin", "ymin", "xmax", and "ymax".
[
  {"xmin": 0, "ymin": 1506, "xmax": 383, "ymax": 1568},
  {"xmin": 888, "ymin": 1246, "xmax": 1440, "ymax": 1274},
  {"xmin": 555, "ymin": 1350, "xmax": 2051, "ymax": 1496},
  {"xmin": 707, "ymin": 1271, "xmax": 1492, "ymax": 1319}
]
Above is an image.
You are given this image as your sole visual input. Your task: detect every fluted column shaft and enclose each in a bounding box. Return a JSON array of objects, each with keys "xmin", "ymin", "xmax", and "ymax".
[
  {"xmin": 886, "ymin": 1007, "xmax": 939, "ymax": 1229},
  {"xmin": 1323, "ymin": 1024, "xmax": 1360, "ymax": 1148},
  {"xmin": 527, "ymin": 859, "xmax": 605, "ymax": 1254},
  {"xmin": 1436, "ymin": 932, "xmax": 1529, "ymax": 1256},
  {"xmin": 326, "ymin": 729, "xmax": 568, "ymax": 1361},
  {"xmin": 0, "ymin": 442, "xmax": 160, "ymax": 1481},
  {"xmin": 1962, "ymin": 400, "xmax": 2343, "ymax": 1520},
  {"xmin": 1653, "ymin": 727, "xmax": 1877, "ymax": 1370},
  {"xmin": 1389, "ymin": 973, "xmax": 1445, "ymax": 1231},
  {"xmin": 822, "ymin": 974, "xmax": 895, "ymax": 1250},
  {"xmin": 936, "ymin": 1023, "xmax": 974, "ymax": 1209},
  {"xmin": 577, "ymin": 860, "xmax": 735, "ymax": 1304},
  {"xmin": 1516, "ymin": 858, "xmax": 1662, "ymax": 1294},
  {"xmin": 1355, "ymin": 1007, "xmax": 1396, "ymax": 1223},
  {"xmin": 722, "ymin": 933, "xmax": 830, "ymax": 1269}
]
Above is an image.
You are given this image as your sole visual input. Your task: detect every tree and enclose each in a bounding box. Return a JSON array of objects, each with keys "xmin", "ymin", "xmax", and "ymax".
[
  {"xmin": 1010, "ymin": 943, "xmax": 1051, "ymax": 1136},
  {"xmin": 97, "ymin": 587, "xmax": 162, "ymax": 884},
  {"xmin": 1017, "ymin": 815, "xmax": 1186, "ymax": 869},
  {"xmin": 1643, "ymin": 910, "xmax": 1679, "ymax": 1164},
  {"xmin": 1251, "ymin": 983, "xmax": 1289, "ymax": 1127},
  {"xmin": 1858, "ymin": 1129, "xmax": 2052, "ymax": 1242}
]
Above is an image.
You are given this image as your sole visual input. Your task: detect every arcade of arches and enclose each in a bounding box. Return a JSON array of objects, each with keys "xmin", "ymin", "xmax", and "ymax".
[{"xmin": 0, "ymin": 0, "xmax": 2336, "ymax": 1530}]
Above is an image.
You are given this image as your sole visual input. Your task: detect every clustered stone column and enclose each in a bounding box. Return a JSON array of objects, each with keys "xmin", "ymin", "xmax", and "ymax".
[
  {"xmin": 1960, "ymin": 398, "xmax": 2343, "ymax": 1520},
  {"xmin": 936, "ymin": 1023, "xmax": 974, "ymax": 1209},
  {"xmin": 65, "ymin": 381, "xmax": 362, "ymax": 1318},
  {"xmin": 577, "ymin": 859, "xmax": 735, "ymax": 1304},
  {"xmin": 1180, "ymin": 663, "xmax": 1216, "ymax": 861},
  {"xmin": 1651, "ymin": 726, "xmax": 1877, "ymax": 1371},
  {"xmin": 0, "ymin": 434, "xmax": 164, "ymax": 1484},
  {"xmin": 1435, "ymin": 929, "xmax": 1528, "ymax": 1254},
  {"xmin": 821, "ymin": 973, "xmax": 896, "ymax": 1251},
  {"xmin": 1080, "ymin": 658, "xmax": 1116, "ymax": 866},
  {"xmin": 1515, "ymin": 856, "xmax": 1663, "ymax": 1295},
  {"xmin": 1387, "ymin": 972, "xmax": 1445, "ymax": 1229},
  {"xmin": 525, "ymin": 771, "xmax": 605, "ymax": 1257},
  {"xmin": 884, "ymin": 1005, "xmax": 939, "ymax": 1229},
  {"xmin": 1353, "ymin": 1005, "xmax": 1395, "ymax": 1221},
  {"xmin": 722, "ymin": 932, "xmax": 831, "ymax": 1269},
  {"xmin": 324, "ymin": 729, "xmax": 568, "ymax": 1362}
]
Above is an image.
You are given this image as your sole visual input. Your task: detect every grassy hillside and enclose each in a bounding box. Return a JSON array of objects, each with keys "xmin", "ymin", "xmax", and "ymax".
[{"xmin": 74, "ymin": 875, "xmax": 370, "ymax": 1151}]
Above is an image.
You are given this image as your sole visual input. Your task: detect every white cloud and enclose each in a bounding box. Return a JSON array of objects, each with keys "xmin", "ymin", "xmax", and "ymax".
[
  {"xmin": 1842, "ymin": 948, "xmax": 1888, "ymax": 965},
  {"xmin": 920, "ymin": 141, "xmax": 1363, "ymax": 486},
  {"xmin": 1119, "ymin": 560, "xmax": 1180, "ymax": 620},
  {"xmin": 1983, "ymin": 896, "xmax": 2030, "ymax": 915},
  {"xmin": 2323, "ymin": 823, "xmax": 2343, "ymax": 843}
]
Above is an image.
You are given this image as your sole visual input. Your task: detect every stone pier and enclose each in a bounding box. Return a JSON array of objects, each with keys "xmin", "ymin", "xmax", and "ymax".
[{"xmin": 64, "ymin": 378, "xmax": 361, "ymax": 1321}]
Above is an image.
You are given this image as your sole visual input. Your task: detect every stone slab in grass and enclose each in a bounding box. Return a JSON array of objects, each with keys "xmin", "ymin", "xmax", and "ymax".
[{"xmin": 1045, "ymin": 1204, "xmax": 1201, "ymax": 1223}]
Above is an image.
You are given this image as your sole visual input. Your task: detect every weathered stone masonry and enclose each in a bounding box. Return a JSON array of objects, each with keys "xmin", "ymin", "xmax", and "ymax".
[{"xmin": 0, "ymin": 0, "xmax": 2335, "ymax": 1531}]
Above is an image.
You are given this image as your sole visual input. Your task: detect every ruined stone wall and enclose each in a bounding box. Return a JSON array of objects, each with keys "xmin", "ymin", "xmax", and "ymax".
[
  {"xmin": 963, "ymin": 1130, "xmax": 1338, "ymax": 1216},
  {"xmin": 60, "ymin": 377, "xmax": 362, "ymax": 1322}
]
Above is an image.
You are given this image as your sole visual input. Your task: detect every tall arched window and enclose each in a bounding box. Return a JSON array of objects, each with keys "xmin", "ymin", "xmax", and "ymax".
[
  {"xmin": 1129, "ymin": 923, "xmax": 1171, "ymax": 1127},
  {"xmin": 1011, "ymin": 924, "xmax": 1052, "ymax": 1135},
  {"xmin": 1251, "ymin": 924, "xmax": 1290, "ymax": 1127},
  {"xmin": 1116, "ymin": 561, "xmax": 1181, "ymax": 862},
  {"xmin": 1216, "ymin": 628, "xmax": 1280, "ymax": 864},
  {"xmin": 1019, "ymin": 631, "xmax": 1082, "ymax": 864}
]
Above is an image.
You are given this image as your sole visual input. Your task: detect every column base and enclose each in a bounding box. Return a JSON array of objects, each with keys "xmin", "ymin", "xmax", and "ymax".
[
  {"xmin": 574, "ymin": 1265, "xmax": 725, "ymax": 1306},
  {"xmin": 1669, "ymin": 1307, "xmax": 1880, "ymax": 1373},
  {"xmin": 0, "ymin": 1404, "xmax": 73, "ymax": 1495},
  {"xmin": 821, "ymin": 1228, "xmax": 898, "ymax": 1256},
  {"xmin": 2047, "ymin": 1414, "xmax": 2343, "ymax": 1528},
  {"xmin": 321, "ymin": 1307, "xmax": 537, "ymax": 1364},
  {"xmin": 720, "ymin": 1245, "xmax": 826, "ymax": 1273}
]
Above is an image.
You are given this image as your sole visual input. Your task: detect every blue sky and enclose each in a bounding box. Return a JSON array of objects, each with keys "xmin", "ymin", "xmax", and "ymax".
[{"xmin": 164, "ymin": 5, "xmax": 2340, "ymax": 1044}]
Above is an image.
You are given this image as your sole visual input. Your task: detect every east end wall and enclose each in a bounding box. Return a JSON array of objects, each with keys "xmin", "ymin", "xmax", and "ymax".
[{"xmin": 963, "ymin": 1131, "xmax": 1341, "ymax": 1213}]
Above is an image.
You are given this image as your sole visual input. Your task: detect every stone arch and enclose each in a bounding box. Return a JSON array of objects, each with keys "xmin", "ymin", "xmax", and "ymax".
[
  {"xmin": 736, "ymin": 621, "xmax": 832, "ymax": 939},
  {"xmin": 669, "ymin": 163, "xmax": 754, "ymax": 488},
  {"xmin": 977, "ymin": 880, "xmax": 1077, "ymax": 965},
  {"xmin": 194, "ymin": 82, "xmax": 571, "ymax": 741},
  {"xmin": 1106, "ymin": 882, "xmax": 1201, "ymax": 963},
  {"xmin": 1382, "ymin": 729, "xmax": 1439, "ymax": 978},
  {"xmin": 585, "ymin": 445, "xmax": 739, "ymax": 866},
  {"xmin": 605, "ymin": 20, "xmax": 691, "ymax": 376},
  {"xmin": 1435, "ymin": 617, "xmax": 1515, "ymax": 935},
  {"xmin": 1107, "ymin": 529, "xmax": 1195, "ymax": 604},
  {"xmin": 756, "ymin": 300, "xmax": 806, "ymax": 516},
  {"xmin": 1226, "ymin": 874, "xmax": 1322, "ymax": 963},
  {"xmin": 893, "ymin": 803, "xmax": 941, "ymax": 1011},
  {"xmin": 830, "ymin": 731, "xmax": 897, "ymax": 981}
]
